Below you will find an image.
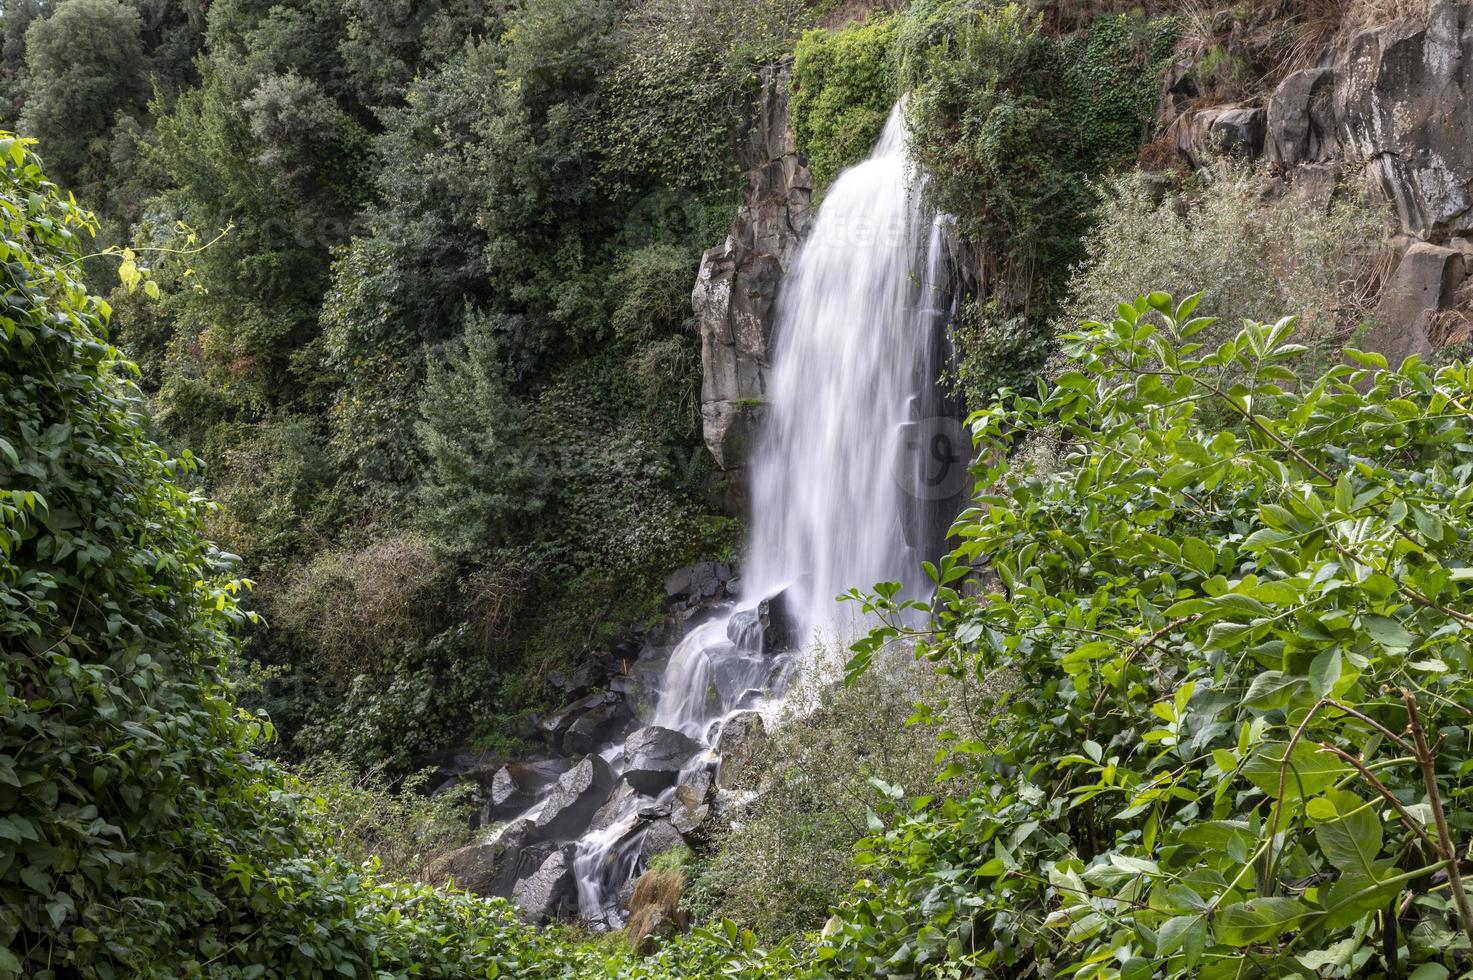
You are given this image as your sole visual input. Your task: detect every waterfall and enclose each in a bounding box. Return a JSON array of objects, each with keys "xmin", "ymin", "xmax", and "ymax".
[{"xmin": 569, "ymin": 102, "xmax": 960, "ymax": 925}]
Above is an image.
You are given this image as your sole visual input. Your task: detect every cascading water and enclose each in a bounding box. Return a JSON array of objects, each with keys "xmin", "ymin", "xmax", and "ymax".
[{"xmin": 567, "ymin": 102, "xmax": 962, "ymax": 925}]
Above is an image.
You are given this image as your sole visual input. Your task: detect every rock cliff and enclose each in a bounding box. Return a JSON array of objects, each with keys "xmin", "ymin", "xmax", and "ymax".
[{"xmin": 691, "ymin": 62, "xmax": 813, "ymax": 497}]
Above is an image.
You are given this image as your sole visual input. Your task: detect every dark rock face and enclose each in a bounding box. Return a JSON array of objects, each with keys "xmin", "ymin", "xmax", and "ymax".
[
  {"xmin": 637, "ymin": 819, "xmax": 687, "ymax": 864},
  {"xmin": 1336, "ymin": 1, "xmax": 1473, "ymax": 237},
  {"xmin": 725, "ymin": 591, "xmax": 797, "ymax": 653},
  {"xmin": 1174, "ymin": 106, "xmax": 1266, "ymax": 167},
  {"xmin": 1362, "ymin": 242, "xmax": 1468, "ymax": 366},
  {"xmin": 1267, "ymin": 67, "xmax": 1336, "ymax": 169},
  {"xmin": 534, "ymin": 754, "xmax": 615, "ymax": 840},
  {"xmin": 671, "ymin": 769, "xmax": 714, "ymax": 838},
  {"xmin": 692, "ymin": 61, "xmax": 814, "ymax": 489},
  {"xmin": 511, "ymin": 846, "xmax": 575, "ymax": 924},
  {"xmin": 715, "ymin": 711, "xmax": 768, "ymax": 790},
  {"xmin": 537, "ymin": 689, "xmax": 630, "ymax": 754},
  {"xmin": 622, "ymin": 726, "xmax": 703, "ymax": 795},
  {"xmin": 663, "ymin": 561, "xmax": 735, "ymax": 605}
]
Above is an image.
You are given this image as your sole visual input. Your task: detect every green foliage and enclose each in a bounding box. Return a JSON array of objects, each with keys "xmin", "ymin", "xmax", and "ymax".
[
  {"xmin": 904, "ymin": 2, "xmax": 1176, "ymax": 305},
  {"xmin": 298, "ymin": 758, "xmax": 476, "ymax": 881},
  {"xmin": 1059, "ymin": 11, "xmax": 1181, "ymax": 172},
  {"xmin": 790, "ymin": 15, "xmax": 898, "ymax": 190},
  {"xmin": 945, "ymin": 296, "xmax": 1051, "ymax": 408},
  {"xmin": 0, "ymin": 128, "xmax": 806, "ymax": 980},
  {"xmin": 612, "ymin": 244, "xmax": 699, "ymax": 341},
  {"xmin": 830, "ymin": 293, "xmax": 1473, "ymax": 977}
]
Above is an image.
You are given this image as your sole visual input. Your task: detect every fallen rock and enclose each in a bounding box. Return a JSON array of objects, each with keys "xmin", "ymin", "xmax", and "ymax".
[
  {"xmin": 716, "ymin": 711, "xmax": 768, "ymax": 790},
  {"xmin": 1362, "ymin": 242, "xmax": 1467, "ymax": 368},
  {"xmin": 430, "ymin": 818, "xmax": 534, "ymax": 897},
  {"xmin": 622, "ymin": 726, "xmax": 703, "ymax": 795},
  {"xmin": 534, "ymin": 754, "xmax": 615, "ymax": 840},
  {"xmin": 511, "ymin": 846, "xmax": 575, "ymax": 924}
]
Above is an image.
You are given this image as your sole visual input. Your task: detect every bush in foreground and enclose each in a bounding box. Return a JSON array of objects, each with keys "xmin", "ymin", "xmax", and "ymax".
[{"xmin": 834, "ymin": 294, "xmax": 1473, "ymax": 977}]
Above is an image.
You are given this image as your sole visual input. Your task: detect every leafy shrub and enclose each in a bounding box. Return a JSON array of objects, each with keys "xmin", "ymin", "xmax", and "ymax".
[
  {"xmin": 272, "ymin": 531, "xmax": 451, "ymax": 681},
  {"xmin": 1060, "ymin": 167, "xmax": 1388, "ymax": 357},
  {"xmin": 205, "ymin": 416, "xmax": 333, "ymax": 563},
  {"xmin": 19, "ymin": 0, "xmax": 149, "ymax": 197},
  {"xmin": 790, "ymin": 14, "xmax": 898, "ymax": 190},
  {"xmin": 904, "ymin": 1, "xmax": 1175, "ymax": 306},
  {"xmin": 827, "ymin": 293, "xmax": 1473, "ymax": 977},
  {"xmin": 692, "ymin": 659, "xmax": 968, "ymax": 939},
  {"xmin": 611, "ymin": 243, "xmax": 698, "ymax": 341},
  {"xmin": 945, "ymin": 296, "xmax": 1052, "ymax": 409},
  {"xmin": 297, "ymin": 757, "xmax": 476, "ymax": 881}
]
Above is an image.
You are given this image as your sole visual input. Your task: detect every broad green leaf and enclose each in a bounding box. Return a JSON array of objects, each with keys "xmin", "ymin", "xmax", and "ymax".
[
  {"xmin": 1360, "ymin": 615, "xmax": 1416, "ymax": 651},
  {"xmin": 1314, "ymin": 791, "xmax": 1382, "ymax": 877},
  {"xmin": 1241, "ymin": 741, "xmax": 1350, "ymax": 799},
  {"xmin": 1214, "ymin": 898, "xmax": 1310, "ymax": 946}
]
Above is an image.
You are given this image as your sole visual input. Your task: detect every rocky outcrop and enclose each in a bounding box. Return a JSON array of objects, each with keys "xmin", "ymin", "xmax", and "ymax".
[
  {"xmin": 725, "ymin": 591, "xmax": 796, "ymax": 654},
  {"xmin": 1336, "ymin": 1, "xmax": 1473, "ymax": 237},
  {"xmin": 691, "ymin": 61, "xmax": 813, "ymax": 492},
  {"xmin": 1172, "ymin": 106, "xmax": 1265, "ymax": 168},
  {"xmin": 482, "ymin": 758, "xmax": 571, "ymax": 823},
  {"xmin": 537, "ymin": 690, "xmax": 632, "ymax": 754},
  {"xmin": 1267, "ymin": 66, "xmax": 1336, "ymax": 169},
  {"xmin": 511, "ymin": 846, "xmax": 575, "ymax": 924},
  {"xmin": 431, "ymin": 819, "xmax": 535, "ymax": 897}
]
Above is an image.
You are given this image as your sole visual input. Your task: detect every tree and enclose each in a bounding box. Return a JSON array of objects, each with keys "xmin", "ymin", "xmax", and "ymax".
[
  {"xmin": 19, "ymin": 0, "xmax": 148, "ymax": 196},
  {"xmin": 416, "ymin": 314, "xmax": 548, "ymax": 557}
]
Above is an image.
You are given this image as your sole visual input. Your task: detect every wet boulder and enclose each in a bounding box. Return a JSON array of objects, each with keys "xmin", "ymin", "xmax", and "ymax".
[
  {"xmin": 622, "ymin": 726, "xmax": 703, "ymax": 795},
  {"xmin": 534, "ymin": 754, "xmax": 615, "ymax": 840},
  {"xmin": 725, "ymin": 591, "xmax": 797, "ymax": 653},
  {"xmin": 482, "ymin": 758, "xmax": 572, "ymax": 823},
  {"xmin": 511, "ymin": 846, "xmax": 575, "ymax": 924},
  {"xmin": 637, "ymin": 818, "xmax": 688, "ymax": 864},
  {"xmin": 716, "ymin": 711, "xmax": 768, "ymax": 790}
]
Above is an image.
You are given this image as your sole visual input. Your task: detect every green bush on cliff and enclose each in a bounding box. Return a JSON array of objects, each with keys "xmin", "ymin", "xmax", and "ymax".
[{"xmin": 790, "ymin": 15, "xmax": 899, "ymax": 190}]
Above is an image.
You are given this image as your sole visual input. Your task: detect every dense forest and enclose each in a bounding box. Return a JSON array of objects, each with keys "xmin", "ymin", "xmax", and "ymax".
[{"xmin": 5, "ymin": 0, "xmax": 1473, "ymax": 976}]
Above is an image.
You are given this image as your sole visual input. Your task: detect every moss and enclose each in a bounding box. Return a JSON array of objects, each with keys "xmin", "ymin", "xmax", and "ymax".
[{"xmin": 790, "ymin": 15, "xmax": 898, "ymax": 190}]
